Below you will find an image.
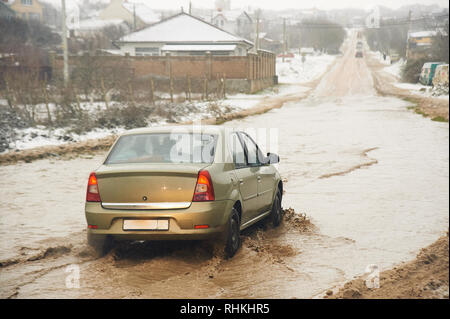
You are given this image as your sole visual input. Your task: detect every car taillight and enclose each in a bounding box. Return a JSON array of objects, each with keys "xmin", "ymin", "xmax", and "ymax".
[
  {"xmin": 193, "ymin": 170, "xmax": 215, "ymax": 202},
  {"xmin": 86, "ymin": 172, "xmax": 101, "ymax": 202}
]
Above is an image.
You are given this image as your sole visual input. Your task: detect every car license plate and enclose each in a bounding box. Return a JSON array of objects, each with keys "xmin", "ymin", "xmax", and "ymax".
[{"xmin": 123, "ymin": 219, "xmax": 169, "ymax": 231}]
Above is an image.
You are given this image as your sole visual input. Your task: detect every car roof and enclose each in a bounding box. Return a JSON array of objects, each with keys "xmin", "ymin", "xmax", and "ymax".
[{"xmin": 121, "ymin": 125, "xmax": 226, "ymax": 136}]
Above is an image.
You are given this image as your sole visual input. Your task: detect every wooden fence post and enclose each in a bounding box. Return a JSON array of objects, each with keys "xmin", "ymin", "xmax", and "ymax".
[
  {"xmin": 188, "ymin": 76, "xmax": 191, "ymax": 102},
  {"xmin": 222, "ymin": 73, "xmax": 226, "ymax": 99},
  {"xmin": 149, "ymin": 78, "xmax": 155, "ymax": 105},
  {"xmin": 170, "ymin": 76, "xmax": 174, "ymax": 103},
  {"xmin": 100, "ymin": 77, "xmax": 109, "ymax": 109},
  {"xmin": 42, "ymin": 82, "xmax": 52, "ymax": 125},
  {"xmin": 128, "ymin": 81, "xmax": 135, "ymax": 106},
  {"xmin": 204, "ymin": 77, "xmax": 208, "ymax": 101},
  {"xmin": 166, "ymin": 52, "xmax": 174, "ymax": 103},
  {"xmin": 206, "ymin": 52, "xmax": 212, "ymax": 80}
]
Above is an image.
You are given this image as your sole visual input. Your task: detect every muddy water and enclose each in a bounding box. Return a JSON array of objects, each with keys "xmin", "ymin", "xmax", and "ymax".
[{"xmin": 0, "ymin": 33, "xmax": 448, "ymax": 298}]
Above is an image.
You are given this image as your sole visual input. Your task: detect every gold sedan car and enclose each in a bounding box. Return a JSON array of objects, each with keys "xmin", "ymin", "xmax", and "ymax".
[{"xmin": 85, "ymin": 126, "xmax": 283, "ymax": 258}]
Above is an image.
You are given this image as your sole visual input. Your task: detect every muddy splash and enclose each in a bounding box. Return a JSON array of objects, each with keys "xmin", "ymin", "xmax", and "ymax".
[{"xmin": 1, "ymin": 208, "xmax": 314, "ymax": 299}]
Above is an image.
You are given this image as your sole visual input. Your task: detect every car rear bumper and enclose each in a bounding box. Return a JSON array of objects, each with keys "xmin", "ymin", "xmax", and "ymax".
[{"xmin": 85, "ymin": 200, "xmax": 234, "ymax": 241}]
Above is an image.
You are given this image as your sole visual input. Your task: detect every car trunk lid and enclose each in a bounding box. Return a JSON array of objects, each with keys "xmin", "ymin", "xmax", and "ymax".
[{"xmin": 96, "ymin": 163, "xmax": 210, "ymax": 209}]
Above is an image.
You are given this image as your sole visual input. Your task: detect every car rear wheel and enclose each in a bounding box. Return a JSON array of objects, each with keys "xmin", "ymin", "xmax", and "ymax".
[
  {"xmin": 87, "ymin": 232, "xmax": 114, "ymax": 257},
  {"xmin": 270, "ymin": 189, "xmax": 283, "ymax": 227},
  {"xmin": 224, "ymin": 208, "xmax": 241, "ymax": 259}
]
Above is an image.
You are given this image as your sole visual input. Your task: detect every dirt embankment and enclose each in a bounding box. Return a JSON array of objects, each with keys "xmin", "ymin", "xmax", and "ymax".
[
  {"xmin": 0, "ymin": 135, "xmax": 117, "ymax": 165},
  {"xmin": 367, "ymin": 57, "xmax": 449, "ymax": 122},
  {"xmin": 328, "ymin": 232, "xmax": 449, "ymax": 299}
]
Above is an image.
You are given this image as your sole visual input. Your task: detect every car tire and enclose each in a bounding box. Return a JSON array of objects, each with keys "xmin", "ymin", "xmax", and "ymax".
[
  {"xmin": 224, "ymin": 208, "xmax": 241, "ymax": 259},
  {"xmin": 87, "ymin": 232, "xmax": 113, "ymax": 257},
  {"xmin": 270, "ymin": 189, "xmax": 283, "ymax": 227}
]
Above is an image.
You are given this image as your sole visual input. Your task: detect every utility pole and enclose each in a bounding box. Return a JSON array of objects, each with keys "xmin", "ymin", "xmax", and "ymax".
[
  {"xmin": 133, "ymin": 4, "xmax": 137, "ymax": 31},
  {"xmin": 61, "ymin": 0, "xmax": 69, "ymax": 85},
  {"xmin": 406, "ymin": 10, "xmax": 412, "ymax": 60},
  {"xmin": 282, "ymin": 18, "xmax": 286, "ymax": 62},
  {"xmin": 298, "ymin": 28, "xmax": 301, "ymax": 55},
  {"xmin": 189, "ymin": 1, "xmax": 192, "ymax": 15},
  {"xmin": 255, "ymin": 10, "xmax": 260, "ymax": 52}
]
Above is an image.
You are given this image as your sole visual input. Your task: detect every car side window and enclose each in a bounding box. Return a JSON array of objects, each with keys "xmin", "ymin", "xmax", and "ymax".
[
  {"xmin": 230, "ymin": 133, "xmax": 246, "ymax": 168},
  {"xmin": 240, "ymin": 133, "xmax": 264, "ymax": 167}
]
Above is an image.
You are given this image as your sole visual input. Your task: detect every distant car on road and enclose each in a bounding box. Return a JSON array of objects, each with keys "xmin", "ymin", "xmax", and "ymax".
[
  {"xmin": 355, "ymin": 51, "xmax": 363, "ymax": 58},
  {"xmin": 356, "ymin": 41, "xmax": 363, "ymax": 49},
  {"xmin": 85, "ymin": 126, "xmax": 283, "ymax": 258},
  {"xmin": 420, "ymin": 62, "xmax": 445, "ymax": 86}
]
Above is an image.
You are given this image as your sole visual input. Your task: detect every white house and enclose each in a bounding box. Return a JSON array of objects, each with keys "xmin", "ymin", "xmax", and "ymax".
[
  {"xmin": 211, "ymin": 10, "xmax": 253, "ymax": 39},
  {"xmin": 115, "ymin": 12, "xmax": 253, "ymax": 57}
]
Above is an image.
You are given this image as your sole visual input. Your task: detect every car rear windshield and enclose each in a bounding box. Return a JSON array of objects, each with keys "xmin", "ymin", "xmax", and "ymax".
[{"xmin": 105, "ymin": 133, "xmax": 218, "ymax": 164}]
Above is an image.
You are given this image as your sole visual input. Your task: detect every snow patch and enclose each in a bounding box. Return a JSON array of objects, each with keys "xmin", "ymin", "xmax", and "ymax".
[{"xmin": 276, "ymin": 54, "xmax": 336, "ymax": 84}]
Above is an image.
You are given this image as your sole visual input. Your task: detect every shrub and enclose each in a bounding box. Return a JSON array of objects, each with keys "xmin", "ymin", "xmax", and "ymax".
[
  {"xmin": 96, "ymin": 104, "xmax": 153, "ymax": 129},
  {"xmin": 401, "ymin": 58, "xmax": 428, "ymax": 83}
]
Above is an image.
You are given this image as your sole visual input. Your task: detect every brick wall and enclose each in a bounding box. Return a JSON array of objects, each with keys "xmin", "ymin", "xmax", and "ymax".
[{"xmin": 52, "ymin": 51, "xmax": 275, "ymax": 81}]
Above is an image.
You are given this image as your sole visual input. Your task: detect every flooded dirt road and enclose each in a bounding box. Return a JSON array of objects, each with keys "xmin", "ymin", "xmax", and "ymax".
[{"xmin": 0, "ymin": 33, "xmax": 448, "ymax": 299}]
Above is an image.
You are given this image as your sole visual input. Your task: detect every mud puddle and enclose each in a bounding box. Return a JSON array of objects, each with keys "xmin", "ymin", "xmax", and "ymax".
[{"xmin": 1, "ymin": 208, "xmax": 315, "ymax": 299}]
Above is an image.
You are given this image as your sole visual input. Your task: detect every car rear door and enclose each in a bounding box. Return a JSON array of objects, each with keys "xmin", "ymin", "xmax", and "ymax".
[
  {"xmin": 229, "ymin": 132, "xmax": 259, "ymax": 224},
  {"xmin": 239, "ymin": 133, "xmax": 275, "ymax": 214}
]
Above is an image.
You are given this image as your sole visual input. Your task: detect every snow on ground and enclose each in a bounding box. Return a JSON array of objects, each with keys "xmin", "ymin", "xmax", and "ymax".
[
  {"xmin": 276, "ymin": 53, "xmax": 337, "ymax": 84},
  {"xmin": 2, "ymin": 54, "xmax": 333, "ymax": 153},
  {"xmin": 384, "ymin": 59, "xmax": 406, "ymax": 79},
  {"xmin": 9, "ymin": 126, "xmax": 126, "ymax": 151},
  {"xmin": 374, "ymin": 52, "xmax": 448, "ymax": 100},
  {"xmin": 369, "ymin": 50, "xmax": 391, "ymax": 65},
  {"xmin": 394, "ymin": 82, "xmax": 449, "ymax": 100}
]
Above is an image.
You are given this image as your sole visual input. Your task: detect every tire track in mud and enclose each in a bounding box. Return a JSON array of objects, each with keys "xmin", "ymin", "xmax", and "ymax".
[
  {"xmin": 0, "ymin": 232, "xmax": 100, "ymax": 299},
  {"xmin": 0, "ymin": 245, "xmax": 73, "ymax": 268}
]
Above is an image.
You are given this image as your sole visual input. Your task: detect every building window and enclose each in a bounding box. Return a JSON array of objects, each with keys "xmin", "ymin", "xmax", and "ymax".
[
  {"xmin": 135, "ymin": 47, "xmax": 159, "ymax": 56},
  {"xmin": 21, "ymin": 0, "xmax": 33, "ymax": 5}
]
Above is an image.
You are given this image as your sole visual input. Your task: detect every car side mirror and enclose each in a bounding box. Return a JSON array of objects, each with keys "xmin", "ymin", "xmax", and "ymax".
[{"xmin": 266, "ymin": 152, "xmax": 279, "ymax": 164}]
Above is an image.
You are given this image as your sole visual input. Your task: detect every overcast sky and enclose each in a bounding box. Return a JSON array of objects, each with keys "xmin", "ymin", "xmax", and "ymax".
[
  {"xmin": 42, "ymin": 0, "xmax": 449, "ymax": 11},
  {"xmin": 138, "ymin": 0, "xmax": 448, "ymax": 10}
]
